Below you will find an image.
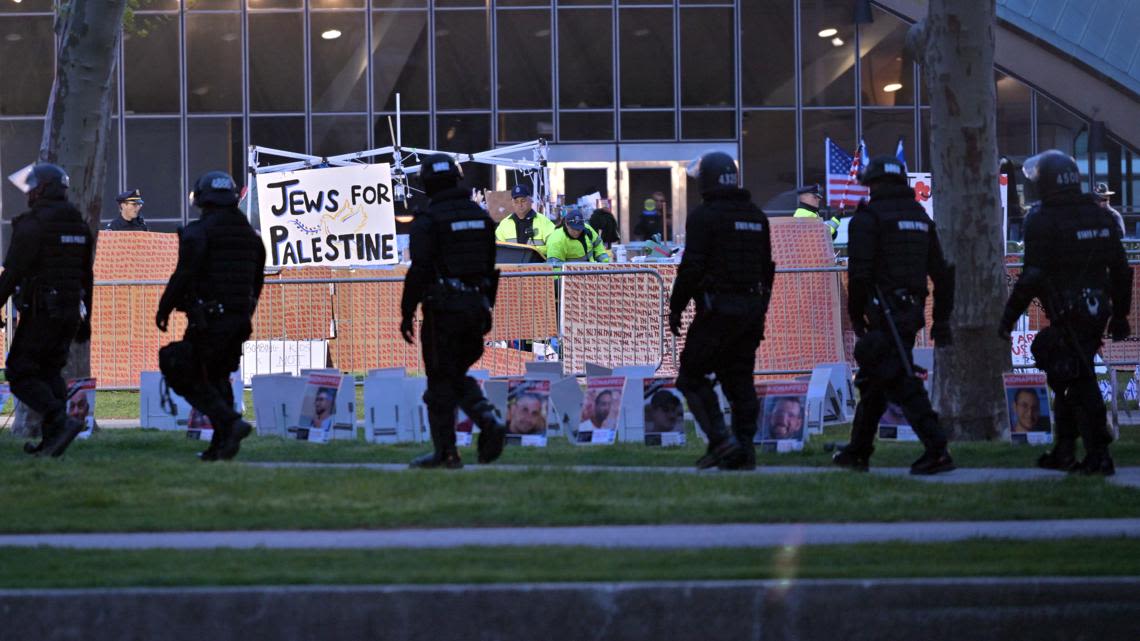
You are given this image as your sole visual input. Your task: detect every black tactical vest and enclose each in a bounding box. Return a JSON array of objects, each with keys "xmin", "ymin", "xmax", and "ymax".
[
  {"xmin": 702, "ymin": 193, "xmax": 773, "ymax": 291},
  {"xmin": 194, "ymin": 208, "xmax": 263, "ymax": 314},
  {"xmin": 28, "ymin": 200, "xmax": 92, "ymax": 315},
  {"xmin": 1027, "ymin": 194, "xmax": 1119, "ymax": 300},
  {"xmin": 862, "ymin": 187, "xmax": 933, "ymax": 296},
  {"xmin": 429, "ymin": 195, "xmax": 496, "ymax": 282}
]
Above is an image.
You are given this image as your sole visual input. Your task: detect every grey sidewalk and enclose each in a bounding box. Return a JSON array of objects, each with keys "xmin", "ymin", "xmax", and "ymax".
[
  {"xmin": 2, "ymin": 519, "xmax": 1138, "ymax": 550},
  {"xmin": 247, "ymin": 461, "xmax": 1140, "ymax": 488}
]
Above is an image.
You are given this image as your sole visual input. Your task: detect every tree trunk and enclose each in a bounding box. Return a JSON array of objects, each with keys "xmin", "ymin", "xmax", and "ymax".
[
  {"xmin": 13, "ymin": 0, "xmax": 127, "ymax": 436},
  {"xmin": 909, "ymin": 1, "xmax": 1009, "ymax": 440}
]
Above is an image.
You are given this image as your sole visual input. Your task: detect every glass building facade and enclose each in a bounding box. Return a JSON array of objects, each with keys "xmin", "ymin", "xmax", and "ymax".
[{"xmin": 0, "ymin": 0, "xmax": 1137, "ymax": 234}]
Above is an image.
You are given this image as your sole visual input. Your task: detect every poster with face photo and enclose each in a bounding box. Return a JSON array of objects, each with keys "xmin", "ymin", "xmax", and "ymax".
[
  {"xmin": 756, "ymin": 381, "xmax": 809, "ymax": 452},
  {"xmin": 642, "ymin": 378, "xmax": 685, "ymax": 447},
  {"xmin": 1004, "ymin": 373, "xmax": 1053, "ymax": 445},
  {"xmin": 506, "ymin": 379, "xmax": 550, "ymax": 446},
  {"xmin": 292, "ymin": 372, "xmax": 344, "ymax": 443},
  {"xmin": 66, "ymin": 378, "xmax": 97, "ymax": 440},
  {"xmin": 876, "ymin": 402, "xmax": 920, "ymax": 441},
  {"xmin": 576, "ymin": 376, "xmax": 623, "ymax": 445}
]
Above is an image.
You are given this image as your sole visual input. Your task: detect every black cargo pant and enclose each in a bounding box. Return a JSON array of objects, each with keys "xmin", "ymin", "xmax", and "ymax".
[
  {"xmin": 160, "ymin": 314, "xmax": 250, "ymax": 430},
  {"xmin": 6, "ymin": 312, "xmax": 79, "ymax": 424},
  {"xmin": 1045, "ymin": 327, "xmax": 1113, "ymax": 456},
  {"xmin": 420, "ymin": 307, "xmax": 493, "ymax": 441},
  {"xmin": 675, "ymin": 300, "xmax": 766, "ymax": 445},
  {"xmin": 849, "ymin": 304, "xmax": 947, "ymax": 456}
]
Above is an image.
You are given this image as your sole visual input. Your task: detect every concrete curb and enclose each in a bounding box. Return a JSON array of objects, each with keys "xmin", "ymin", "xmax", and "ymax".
[
  {"xmin": 2, "ymin": 519, "xmax": 1139, "ymax": 550},
  {"xmin": 1, "ymin": 577, "xmax": 1137, "ymax": 641}
]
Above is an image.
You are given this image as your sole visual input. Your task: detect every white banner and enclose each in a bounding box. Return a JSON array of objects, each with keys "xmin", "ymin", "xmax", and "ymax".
[
  {"xmin": 907, "ymin": 172, "xmax": 1009, "ymax": 233},
  {"xmin": 257, "ymin": 164, "xmax": 398, "ymax": 268}
]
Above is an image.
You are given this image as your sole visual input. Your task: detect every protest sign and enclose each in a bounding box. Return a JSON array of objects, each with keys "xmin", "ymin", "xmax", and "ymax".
[{"xmin": 257, "ymin": 164, "xmax": 398, "ymax": 268}]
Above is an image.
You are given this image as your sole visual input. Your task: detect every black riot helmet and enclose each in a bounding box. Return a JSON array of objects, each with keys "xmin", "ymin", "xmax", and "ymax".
[
  {"xmin": 1022, "ymin": 149, "xmax": 1081, "ymax": 200},
  {"xmin": 419, "ymin": 153, "xmax": 463, "ymax": 197},
  {"xmin": 859, "ymin": 156, "xmax": 908, "ymax": 187},
  {"xmin": 191, "ymin": 171, "xmax": 239, "ymax": 208},
  {"xmin": 26, "ymin": 162, "xmax": 70, "ymax": 204},
  {"xmin": 687, "ymin": 151, "xmax": 739, "ymax": 196}
]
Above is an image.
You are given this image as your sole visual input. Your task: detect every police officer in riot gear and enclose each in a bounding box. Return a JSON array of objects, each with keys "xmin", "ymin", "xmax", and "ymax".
[
  {"xmin": 156, "ymin": 171, "xmax": 265, "ymax": 461},
  {"xmin": 836, "ymin": 155, "xmax": 956, "ymax": 475},
  {"xmin": 999, "ymin": 150, "xmax": 1131, "ymax": 476},
  {"xmin": 669, "ymin": 151, "xmax": 775, "ymax": 470},
  {"xmin": 0, "ymin": 163, "xmax": 94, "ymax": 457},
  {"xmin": 401, "ymin": 153, "xmax": 507, "ymax": 469}
]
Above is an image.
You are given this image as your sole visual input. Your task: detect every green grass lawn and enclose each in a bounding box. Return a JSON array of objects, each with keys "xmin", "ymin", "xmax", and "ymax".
[
  {"xmin": 1, "ymin": 430, "xmax": 1137, "ymax": 534},
  {"xmin": 2, "ymin": 539, "xmax": 1138, "ymax": 588}
]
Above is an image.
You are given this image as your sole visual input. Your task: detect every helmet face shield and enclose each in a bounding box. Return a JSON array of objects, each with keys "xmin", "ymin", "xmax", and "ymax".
[
  {"xmin": 1021, "ymin": 152, "xmax": 1044, "ymax": 183},
  {"xmin": 685, "ymin": 155, "xmax": 703, "ymax": 180}
]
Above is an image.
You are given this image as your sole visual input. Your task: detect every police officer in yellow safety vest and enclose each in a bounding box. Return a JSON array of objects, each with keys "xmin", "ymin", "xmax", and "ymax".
[
  {"xmin": 546, "ymin": 208, "xmax": 611, "ymax": 264},
  {"xmin": 793, "ymin": 184, "xmax": 840, "ymax": 239},
  {"xmin": 495, "ymin": 184, "xmax": 555, "ymax": 257}
]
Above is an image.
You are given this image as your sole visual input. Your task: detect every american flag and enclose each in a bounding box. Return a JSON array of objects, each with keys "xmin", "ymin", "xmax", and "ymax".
[{"xmin": 825, "ymin": 138, "xmax": 870, "ymax": 210}]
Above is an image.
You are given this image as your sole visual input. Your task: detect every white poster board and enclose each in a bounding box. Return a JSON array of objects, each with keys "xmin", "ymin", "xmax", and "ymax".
[
  {"xmin": 240, "ymin": 340, "xmax": 328, "ymax": 384},
  {"xmin": 257, "ymin": 163, "xmax": 399, "ymax": 268},
  {"xmin": 755, "ymin": 381, "xmax": 809, "ymax": 452},
  {"xmin": 1004, "ymin": 372, "xmax": 1053, "ymax": 445},
  {"xmin": 251, "ymin": 374, "xmax": 306, "ymax": 437},
  {"xmin": 908, "ymin": 172, "xmax": 1009, "ymax": 235},
  {"xmin": 140, "ymin": 371, "xmax": 244, "ymax": 431},
  {"xmin": 574, "ymin": 376, "xmax": 623, "ymax": 445}
]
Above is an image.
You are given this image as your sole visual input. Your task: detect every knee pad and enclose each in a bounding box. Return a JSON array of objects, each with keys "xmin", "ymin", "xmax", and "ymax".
[{"xmin": 158, "ymin": 340, "xmax": 197, "ymax": 395}]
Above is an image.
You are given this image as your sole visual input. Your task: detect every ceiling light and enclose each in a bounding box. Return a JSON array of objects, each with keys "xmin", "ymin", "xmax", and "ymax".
[
  {"xmin": 534, "ymin": 29, "xmax": 550, "ymax": 38},
  {"xmin": 817, "ymin": 28, "xmax": 838, "ymax": 38},
  {"xmin": 221, "ymin": 33, "xmax": 238, "ymax": 43},
  {"xmin": 5, "ymin": 33, "xmax": 22, "ymax": 42},
  {"xmin": 321, "ymin": 29, "xmax": 342, "ymax": 41},
  {"xmin": 634, "ymin": 28, "xmax": 651, "ymax": 37},
  {"xmin": 831, "ymin": 37, "xmax": 844, "ymax": 47},
  {"xmin": 883, "ymin": 83, "xmax": 903, "ymax": 93}
]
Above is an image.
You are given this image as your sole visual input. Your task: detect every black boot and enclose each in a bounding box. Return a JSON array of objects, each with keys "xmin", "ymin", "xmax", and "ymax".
[
  {"xmin": 198, "ymin": 423, "xmax": 229, "ymax": 462},
  {"xmin": 720, "ymin": 420, "xmax": 756, "ymax": 471},
  {"xmin": 38, "ymin": 414, "xmax": 87, "ymax": 458},
  {"xmin": 909, "ymin": 448, "xmax": 956, "ymax": 475},
  {"xmin": 23, "ymin": 417, "xmax": 55, "ymax": 456},
  {"xmin": 472, "ymin": 404, "xmax": 507, "ymax": 465},
  {"xmin": 684, "ymin": 387, "xmax": 742, "ymax": 470},
  {"xmin": 1037, "ymin": 438, "xmax": 1078, "ymax": 471},
  {"xmin": 410, "ymin": 407, "xmax": 463, "ymax": 469},
  {"xmin": 214, "ymin": 419, "xmax": 252, "ymax": 461},
  {"xmin": 1074, "ymin": 449, "xmax": 1115, "ymax": 476},
  {"xmin": 832, "ymin": 445, "xmax": 872, "ymax": 472}
]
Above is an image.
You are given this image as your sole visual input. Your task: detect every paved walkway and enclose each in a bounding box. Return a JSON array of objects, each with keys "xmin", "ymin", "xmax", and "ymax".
[
  {"xmin": 1, "ymin": 519, "xmax": 1138, "ymax": 550},
  {"xmin": 247, "ymin": 462, "xmax": 1140, "ymax": 489}
]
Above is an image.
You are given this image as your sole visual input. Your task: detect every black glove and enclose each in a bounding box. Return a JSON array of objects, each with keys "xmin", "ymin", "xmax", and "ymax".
[
  {"xmin": 75, "ymin": 319, "xmax": 91, "ymax": 344},
  {"xmin": 930, "ymin": 322, "xmax": 952, "ymax": 347},
  {"xmin": 668, "ymin": 310, "xmax": 683, "ymax": 337},
  {"xmin": 155, "ymin": 310, "xmax": 169, "ymax": 333},
  {"xmin": 1109, "ymin": 317, "xmax": 1131, "ymax": 341},
  {"xmin": 400, "ymin": 317, "xmax": 415, "ymax": 345}
]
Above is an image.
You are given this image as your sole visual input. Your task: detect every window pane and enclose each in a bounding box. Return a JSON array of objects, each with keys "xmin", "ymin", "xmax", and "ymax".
[
  {"xmin": 186, "ymin": 13, "xmax": 243, "ymax": 113},
  {"xmin": 996, "ymin": 72, "xmax": 1031, "ymax": 158},
  {"xmin": 312, "ymin": 115, "xmax": 367, "ymax": 157},
  {"xmin": 435, "ymin": 11, "xmax": 490, "ymax": 109},
  {"xmin": 498, "ymin": 112, "xmax": 554, "ymax": 143},
  {"xmin": 800, "ymin": 0, "xmax": 855, "ymax": 106},
  {"xmin": 801, "ymin": 109, "xmax": 855, "ymax": 189},
  {"xmin": 558, "ymin": 9, "xmax": 612, "ymax": 109},
  {"xmin": 311, "ymin": 11, "xmax": 367, "ymax": 113},
  {"xmin": 126, "ymin": 119, "xmax": 183, "ymax": 221},
  {"xmin": 187, "ymin": 118, "xmax": 245, "ymax": 196},
  {"xmin": 0, "ymin": 16, "xmax": 54, "ymax": 115},
  {"xmin": 124, "ymin": 15, "xmax": 180, "ymax": 114},
  {"xmin": 312, "ymin": 0, "xmax": 365, "ymax": 7},
  {"xmin": 189, "ymin": 0, "xmax": 239, "ymax": 8},
  {"xmin": 102, "ymin": 119, "xmax": 122, "ymax": 223},
  {"xmin": 373, "ymin": 113, "xmax": 431, "ymax": 149},
  {"xmin": 436, "ymin": 114, "xmax": 492, "ymax": 190},
  {"xmin": 1, "ymin": 120, "xmax": 43, "ymax": 222},
  {"xmin": 373, "ymin": 11, "xmax": 430, "ymax": 111},
  {"xmin": 500, "ymin": 0, "xmax": 552, "ymax": 8},
  {"xmin": 249, "ymin": 0, "xmax": 302, "ymax": 8},
  {"xmin": 250, "ymin": 116, "xmax": 306, "ymax": 156},
  {"xmin": 621, "ymin": 111, "xmax": 674, "ymax": 140},
  {"xmin": 497, "ymin": 10, "xmax": 552, "ymax": 110},
  {"xmin": 682, "ymin": 111, "xmax": 734, "ymax": 140},
  {"xmin": 372, "ymin": 0, "xmax": 427, "ymax": 7},
  {"xmin": 250, "ymin": 12, "xmax": 305, "ymax": 112},
  {"xmin": 920, "ymin": 107, "xmax": 930, "ymax": 172},
  {"xmin": 1036, "ymin": 93, "xmax": 1088, "ymax": 183},
  {"xmin": 0, "ymin": 0, "xmax": 53, "ymax": 11},
  {"xmin": 680, "ymin": 9, "xmax": 733, "ymax": 107},
  {"xmin": 859, "ymin": 6, "xmax": 915, "ymax": 107},
  {"xmin": 862, "ymin": 109, "xmax": 914, "ymax": 169},
  {"xmin": 559, "ymin": 111, "xmax": 614, "ymax": 141},
  {"xmin": 619, "ymin": 9, "xmax": 674, "ymax": 108},
  {"xmin": 436, "ymin": 0, "xmax": 483, "ymax": 7},
  {"xmin": 742, "ymin": 110, "xmax": 796, "ymax": 210},
  {"xmin": 741, "ymin": 0, "xmax": 794, "ymax": 107}
]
